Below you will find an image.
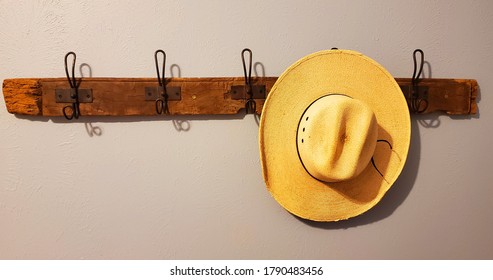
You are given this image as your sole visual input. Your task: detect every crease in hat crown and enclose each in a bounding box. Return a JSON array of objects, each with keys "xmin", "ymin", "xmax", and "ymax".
[{"xmin": 297, "ymin": 94, "xmax": 378, "ymax": 183}]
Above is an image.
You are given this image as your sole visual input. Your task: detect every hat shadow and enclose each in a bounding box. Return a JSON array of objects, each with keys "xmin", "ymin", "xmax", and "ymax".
[{"xmin": 294, "ymin": 118, "xmax": 421, "ymax": 229}]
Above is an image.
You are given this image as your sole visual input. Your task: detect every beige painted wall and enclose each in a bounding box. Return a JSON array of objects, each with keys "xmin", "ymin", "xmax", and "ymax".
[{"xmin": 1, "ymin": 0, "xmax": 492, "ymax": 259}]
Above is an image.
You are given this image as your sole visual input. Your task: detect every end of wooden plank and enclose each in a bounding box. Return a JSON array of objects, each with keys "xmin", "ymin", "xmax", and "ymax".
[
  {"xmin": 2, "ymin": 78, "xmax": 43, "ymax": 115},
  {"xmin": 444, "ymin": 79, "xmax": 478, "ymax": 116},
  {"xmin": 467, "ymin": 79, "xmax": 479, "ymax": 115}
]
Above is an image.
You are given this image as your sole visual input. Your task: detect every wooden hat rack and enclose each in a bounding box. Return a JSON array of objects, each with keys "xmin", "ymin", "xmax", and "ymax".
[{"xmin": 2, "ymin": 48, "xmax": 478, "ymax": 119}]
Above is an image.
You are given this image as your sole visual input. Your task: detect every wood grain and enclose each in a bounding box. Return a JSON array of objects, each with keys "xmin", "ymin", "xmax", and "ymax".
[
  {"xmin": 2, "ymin": 77, "xmax": 478, "ymax": 117},
  {"xmin": 3, "ymin": 78, "xmax": 43, "ymax": 115}
]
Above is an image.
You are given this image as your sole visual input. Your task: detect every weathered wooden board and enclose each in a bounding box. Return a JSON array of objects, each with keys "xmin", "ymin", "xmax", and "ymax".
[
  {"xmin": 396, "ymin": 78, "xmax": 478, "ymax": 115},
  {"xmin": 2, "ymin": 77, "xmax": 478, "ymax": 117}
]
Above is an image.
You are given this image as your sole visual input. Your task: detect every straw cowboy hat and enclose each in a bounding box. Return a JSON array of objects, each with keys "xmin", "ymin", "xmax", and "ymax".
[{"xmin": 259, "ymin": 49, "xmax": 410, "ymax": 222}]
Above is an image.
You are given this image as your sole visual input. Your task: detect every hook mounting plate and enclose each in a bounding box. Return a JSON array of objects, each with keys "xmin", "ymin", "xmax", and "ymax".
[
  {"xmin": 145, "ymin": 86, "xmax": 182, "ymax": 101},
  {"xmin": 230, "ymin": 85, "xmax": 266, "ymax": 100},
  {"xmin": 55, "ymin": 88, "xmax": 93, "ymax": 103},
  {"xmin": 400, "ymin": 85, "xmax": 429, "ymax": 100}
]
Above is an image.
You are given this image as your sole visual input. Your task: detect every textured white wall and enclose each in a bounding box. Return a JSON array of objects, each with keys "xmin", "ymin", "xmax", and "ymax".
[{"xmin": 1, "ymin": 0, "xmax": 492, "ymax": 259}]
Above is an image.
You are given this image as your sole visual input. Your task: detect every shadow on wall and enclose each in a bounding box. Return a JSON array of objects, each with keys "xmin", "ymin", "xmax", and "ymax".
[{"xmin": 297, "ymin": 117, "xmax": 423, "ymax": 229}]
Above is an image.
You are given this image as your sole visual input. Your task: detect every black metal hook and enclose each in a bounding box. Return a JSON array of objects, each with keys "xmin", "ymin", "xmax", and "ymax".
[
  {"xmin": 63, "ymin": 51, "xmax": 80, "ymax": 120},
  {"xmin": 242, "ymin": 48, "xmax": 256, "ymax": 114},
  {"xmin": 154, "ymin": 49, "xmax": 169, "ymax": 114},
  {"xmin": 410, "ymin": 49, "xmax": 429, "ymax": 113}
]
